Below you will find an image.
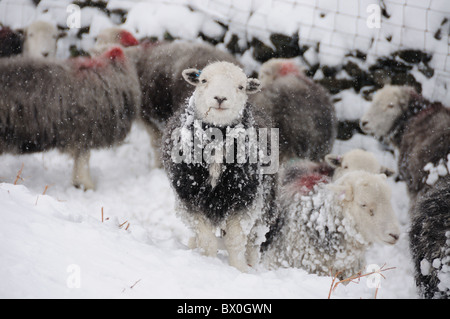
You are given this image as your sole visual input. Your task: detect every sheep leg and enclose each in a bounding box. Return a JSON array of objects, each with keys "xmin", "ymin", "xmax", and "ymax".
[
  {"xmin": 245, "ymin": 225, "xmax": 263, "ymax": 268},
  {"xmin": 192, "ymin": 215, "xmax": 218, "ymax": 257},
  {"xmin": 144, "ymin": 121, "xmax": 163, "ymax": 169},
  {"xmin": 72, "ymin": 150, "xmax": 95, "ymax": 191},
  {"xmin": 224, "ymin": 216, "xmax": 248, "ymax": 272}
]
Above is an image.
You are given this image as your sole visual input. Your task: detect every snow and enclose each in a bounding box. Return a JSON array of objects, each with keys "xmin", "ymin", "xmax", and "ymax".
[
  {"xmin": 424, "ymin": 156, "xmax": 449, "ymax": 186},
  {"xmin": 0, "ymin": 0, "xmax": 446, "ymax": 299},
  {"xmin": 0, "ymin": 123, "xmax": 417, "ymax": 299}
]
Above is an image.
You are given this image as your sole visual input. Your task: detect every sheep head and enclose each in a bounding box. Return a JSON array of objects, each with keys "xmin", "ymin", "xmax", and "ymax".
[
  {"xmin": 23, "ymin": 21, "xmax": 59, "ymax": 58},
  {"xmin": 330, "ymin": 171, "xmax": 400, "ymax": 245},
  {"xmin": 360, "ymin": 85, "xmax": 416, "ymax": 139},
  {"xmin": 325, "ymin": 149, "xmax": 395, "ymax": 180},
  {"xmin": 95, "ymin": 27, "xmax": 139, "ymax": 48},
  {"xmin": 182, "ymin": 61, "xmax": 260, "ymax": 126},
  {"xmin": 258, "ymin": 58, "xmax": 305, "ymax": 87}
]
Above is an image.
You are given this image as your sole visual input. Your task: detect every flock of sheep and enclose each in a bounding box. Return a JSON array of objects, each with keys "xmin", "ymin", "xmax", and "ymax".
[{"xmin": 0, "ymin": 20, "xmax": 448, "ymax": 299}]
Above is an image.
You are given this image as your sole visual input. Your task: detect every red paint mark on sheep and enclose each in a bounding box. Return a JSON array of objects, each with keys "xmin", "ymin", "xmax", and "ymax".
[
  {"xmin": 103, "ymin": 46, "xmax": 126, "ymax": 62},
  {"xmin": 294, "ymin": 173, "xmax": 329, "ymax": 195},
  {"xmin": 119, "ymin": 30, "xmax": 139, "ymax": 47},
  {"xmin": 73, "ymin": 57, "xmax": 106, "ymax": 70},
  {"xmin": 279, "ymin": 62, "xmax": 301, "ymax": 77},
  {"xmin": 72, "ymin": 47, "xmax": 125, "ymax": 73}
]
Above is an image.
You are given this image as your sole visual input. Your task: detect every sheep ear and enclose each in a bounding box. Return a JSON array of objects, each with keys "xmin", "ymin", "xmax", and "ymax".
[
  {"xmin": 246, "ymin": 78, "xmax": 261, "ymax": 94},
  {"xmin": 328, "ymin": 184, "xmax": 353, "ymax": 202},
  {"xmin": 380, "ymin": 166, "xmax": 395, "ymax": 177},
  {"xmin": 182, "ymin": 68, "xmax": 201, "ymax": 86},
  {"xmin": 325, "ymin": 154, "xmax": 342, "ymax": 168}
]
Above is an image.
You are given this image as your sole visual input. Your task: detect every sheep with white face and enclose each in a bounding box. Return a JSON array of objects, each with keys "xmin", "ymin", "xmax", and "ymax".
[
  {"xmin": 163, "ymin": 62, "xmax": 278, "ymax": 272},
  {"xmin": 325, "ymin": 149, "xmax": 395, "ymax": 181},
  {"xmin": 263, "ymin": 167, "xmax": 400, "ymax": 279},
  {"xmin": 360, "ymin": 85, "xmax": 415, "ymax": 140},
  {"xmin": 23, "ymin": 21, "xmax": 59, "ymax": 59},
  {"xmin": 182, "ymin": 62, "xmax": 261, "ymax": 126},
  {"xmin": 90, "ymin": 27, "xmax": 140, "ymax": 56}
]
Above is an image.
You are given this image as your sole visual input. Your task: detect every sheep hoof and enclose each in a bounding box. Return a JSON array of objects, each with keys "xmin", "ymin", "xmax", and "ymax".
[{"xmin": 73, "ymin": 178, "xmax": 95, "ymax": 191}]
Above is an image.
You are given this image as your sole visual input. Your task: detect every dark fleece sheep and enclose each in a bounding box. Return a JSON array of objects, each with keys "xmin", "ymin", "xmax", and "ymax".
[
  {"xmin": 361, "ymin": 85, "xmax": 450, "ymax": 299},
  {"xmin": 0, "ymin": 47, "xmax": 141, "ymax": 190},
  {"xmin": 0, "ymin": 27, "xmax": 23, "ymax": 57},
  {"xmin": 162, "ymin": 62, "xmax": 278, "ymax": 272},
  {"xmin": 409, "ymin": 175, "xmax": 450, "ymax": 299},
  {"xmin": 251, "ymin": 58, "xmax": 337, "ymax": 162},
  {"xmin": 361, "ymin": 85, "xmax": 450, "ymax": 200}
]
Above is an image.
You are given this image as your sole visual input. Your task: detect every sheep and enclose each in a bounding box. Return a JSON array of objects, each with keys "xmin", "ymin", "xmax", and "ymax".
[
  {"xmin": 162, "ymin": 61, "xmax": 278, "ymax": 272},
  {"xmin": 360, "ymin": 85, "xmax": 450, "ymax": 298},
  {"xmin": 251, "ymin": 58, "xmax": 337, "ymax": 162},
  {"xmin": 262, "ymin": 163, "xmax": 401, "ymax": 279},
  {"xmin": 91, "ymin": 30, "xmax": 241, "ymax": 167},
  {"xmin": 22, "ymin": 21, "xmax": 59, "ymax": 59},
  {"xmin": 90, "ymin": 27, "xmax": 140, "ymax": 56},
  {"xmin": 409, "ymin": 174, "xmax": 450, "ymax": 299},
  {"xmin": 360, "ymin": 85, "xmax": 450, "ymax": 200},
  {"xmin": 325, "ymin": 149, "xmax": 395, "ymax": 181},
  {"xmin": 0, "ymin": 46, "xmax": 141, "ymax": 190},
  {"xmin": 0, "ymin": 26, "xmax": 23, "ymax": 57},
  {"xmin": 137, "ymin": 41, "xmax": 241, "ymax": 167}
]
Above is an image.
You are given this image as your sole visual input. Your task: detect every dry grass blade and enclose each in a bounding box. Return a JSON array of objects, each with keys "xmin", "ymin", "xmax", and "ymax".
[
  {"xmin": 121, "ymin": 279, "xmax": 142, "ymax": 293},
  {"xmin": 328, "ymin": 270, "xmax": 342, "ymax": 299},
  {"xmin": 130, "ymin": 279, "xmax": 141, "ymax": 289},
  {"xmin": 119, "ymin": 220, "xmax": 128, "ymax": 228},
  {"xmin": 42, "ymin": 185, "xmax": 53, "ymax": 195},
  {"xmin": 328, "ymin": 264, "xmax": 396, "ymax": 299},
  {"xmin": 14, "ymin": 163, "xmax": 24, "ymax": 185}
]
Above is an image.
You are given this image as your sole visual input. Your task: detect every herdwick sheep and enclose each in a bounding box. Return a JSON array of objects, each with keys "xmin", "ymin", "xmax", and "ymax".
[
  {"xmin": 22, "ymin": 21, "xmax": 59, "ymax": 59},
  {"xmin": 325, "ymin": 149, "xmax": 395, "ymax": 181},
  {"xmin": 262, "ymin": 164, "xmax": 401, "ymax": 279},
  {"xmin": 251, "ymin": 58, "xmax": 337, "ymax": 162},
  {"xmin": 91, "ymin": 31, "xmax": 241, "ymax": 168},
  {"xmin": 409, "ymin": 174, "xmax": 450, "ymax": 299},
  {"xmin": 0, "ymin": 26, "xmax": 23, "ymax": 57},
  {"xmin": 360, "ymin": 85, "xmax": 450, "ymax": 200},
  {"xmin": 162, "ymin": 61, "xmax": 278, "ymax": 272},
  {"xmin": 90, "ymin": 27, "xmax": 140, "ymax": 56},
  {"xmin": 137, "ymin": 41, "xmax": 241, "ymax": 167},
  {"xmin": 360, "ymin": 85, "xmax": 450, "ymax": 298},
  {"xmin": 0, "ymin": 46, "xmax": 141, "ymax": 190}
]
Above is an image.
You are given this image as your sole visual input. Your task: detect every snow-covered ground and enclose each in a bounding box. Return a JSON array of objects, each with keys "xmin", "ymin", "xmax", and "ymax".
[
  {"xmin": 0, "ymin": 123, "xmax": 417, "ymax": 299},
  {"xmin": 1, "ymin": 0, "xmax": 447, "ymax": 299}
]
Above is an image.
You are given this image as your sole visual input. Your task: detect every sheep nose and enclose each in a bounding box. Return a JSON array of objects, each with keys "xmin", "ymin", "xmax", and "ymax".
[
  {"xmin": 389, "ymin": 233, "xmax": 399, "ymax": 241},
  {"xmin": 214, "ymin": 96, "xmax": 227, "ymax": 105}
]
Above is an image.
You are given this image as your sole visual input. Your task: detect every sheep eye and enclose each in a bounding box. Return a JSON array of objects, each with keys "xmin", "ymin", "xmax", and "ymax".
[
  {"xmin": 238, "ymin": 85, "xmax": 244, "ymax": 90},
  {"xmin": 201, "ymin": 79, "xmax": 207, "ymax": 83},
  {"xmin": 387, "ymin": 103, "xmax": 394, "ymax": 109},
  {"xmin": 361, "ymin": 204, "xmax": 367, "ymax": 208}
]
